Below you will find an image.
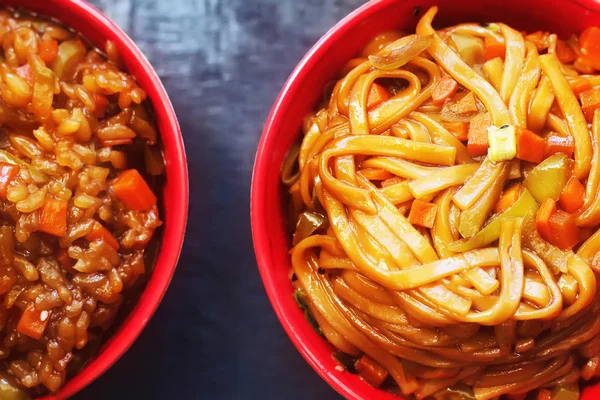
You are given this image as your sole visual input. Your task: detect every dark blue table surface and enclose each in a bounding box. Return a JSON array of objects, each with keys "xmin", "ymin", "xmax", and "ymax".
[{"xmin": 74, "ymin": 0, "xmax": 366, "ymax": 399}]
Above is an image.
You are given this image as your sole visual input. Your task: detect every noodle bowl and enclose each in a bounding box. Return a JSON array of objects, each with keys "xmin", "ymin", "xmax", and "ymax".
[{"xmin": 282, "ymin": 6, "xmax": 600, "ymax": 400}]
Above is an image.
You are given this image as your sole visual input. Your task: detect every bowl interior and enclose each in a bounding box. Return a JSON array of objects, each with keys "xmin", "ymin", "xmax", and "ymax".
[
  {"xmin": 252, "ymin": 0, "xmax": 600, "ymax": 399},
  {"xmin": 0, "ymin": 0, "xmax": 188, "ymax": 398}
]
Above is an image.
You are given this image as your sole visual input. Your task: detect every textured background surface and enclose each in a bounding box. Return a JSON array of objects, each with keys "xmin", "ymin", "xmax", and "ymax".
[{"xmin": 76, "ymin": 0, "xmax": 366, "ymax": 399}]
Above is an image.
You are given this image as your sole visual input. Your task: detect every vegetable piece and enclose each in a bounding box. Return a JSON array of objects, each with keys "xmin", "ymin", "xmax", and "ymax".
[
  {"xmin": 488, "ymin": 125, "xmax": 517, "ymax": 162},
  {"xmin": 559, "ymin": 177, "xmax": 586, "ymax": 213},
  {"xmin": 85, "ymin": 222, "xmax": 120, "ymax": 250},
  {"xmin": 366, "ymin": 83, "xmax": 391, "ymax": 110},
  {"xmin": 525, "ymin": 31, "xmax": 548, "ymax": 51},
  {"xmin": 516, "ymin": 127, "xmax": 545, "ymax": 164},
  {"xmin": 548, "ymin": 210, "xmax": 580, "ymax": 250},
  {"xmin": 495, "ymin": 184, "xmax": 522, "ymax": 214},
  {"xmin": 451, "ymin": 33, "xmax": 484, "ymax": 66},
  {"xmin": 570, "ymin": 77, "xmax": 591, "ymax": 97},
  {"xmin": 57, "ymin": 248, "xmax": 74, "ymax": 269},
  {"xmin": 0, "ymin": 163, "xmax": 19, "ymax": 201},
  {"xmin": 523, "ymin": 214, "xmax": 569, "ymax": 274},
  {"xmin": 0, "ymin": 150, "xmax": 48, "ymax": 184},
  {"xmin": 51, "ymin": 40, "xmax": 86, "ymax": 80},
  {"xmin": 544, "ymin": 133, "xmax": 574, "ymax": 158},
  {"xmin": 368, "ymin": 35, "xmax": 433, "ymax": 70},
  {"xmin": 467, "ymin": 112, "xmax": 491, "ymax": 156},
  {"xmin": 442, "ymin": 121, "xmax": 468, "ymax": 141},
  {"xmin": 408, "ymin": 199, "xmax": 438, "ymax": 228},
  {"xmin": 31, "ymin": 57, "xmax": 55, "ymax": 120},
  {"xmin": 483, "ymin": 57, "xmax": 504, "ymax": 92},
  {"xmin": 94, "ymin": 94, "xmax": 109, "ymax": 118},
  {"xmin": 354, "ymin": 355, "xmax": 388, "ymax": 388},
  {"xmin": 432, "ymin": 75, "xmax": 458, "ymax": 104},
  {"xmin": 454, "ymin": 92, "xmax": 479, "ymax": 115},
  {"xmin": 17, "ymin": 303, "xmax": 49, "ymax": 340},
  {"xmin": 38, "ymin": 198, "xmax": 67, "ymax": 237},
  {"xmin": 537, "ymin": 389, "xmax": 551, "ymax": 400},
  {"xmin": 448, "ymin": 188, "xmax": 538, "ymax": 252},
  {"xmin": 15, "ymin": 64, "xmax": 33, "ymax": 84},
  {"xmin": 101, "ymin": 139, "xmax": 133, "ymax": 147},
  {"xmin": 556, "ymin": 39, "xmax": 576, "ymax": 64},
  {"xmin": 523, "ymin": 153, "xmax": 571, "ymax": 203},
  {"xmin": 580, "ymin": 88, "xmax": 600, "ymax": 122},
  {"xmin": 484, "ymin": 36, "xmax": 505, "ymax": 60},
  {"xmin": 113, "ymin": 169, "xmax": 157, "ymax": 211},
  {"xmin": 292, "ymin": 211, "xmax": 327, "ymax": 245},
  {"xmin": 293, "ymin": 288, "xmax": 321, "ymax": 335},
  {"xmin": 39, "ymin": 39, "xmax": 58, "ymax": 64},
  {"xmin": 579, "ymin": 26, "xmax": 600, "ymax": 70},
  {"xmin": 536, "ymin": 198, "xmax": 556, "ymax": 241},
  {"xmin": 359, "ymin": 168, "xmax": 394, "ymax": 181}
]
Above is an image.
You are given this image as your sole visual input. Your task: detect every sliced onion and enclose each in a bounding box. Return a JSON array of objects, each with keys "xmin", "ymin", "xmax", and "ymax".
[
  {"xmin": 369, "ymin": 35, "xmax": 434, "ymax": 70},
  {"xmin": 292, "ymin": 211, "xmax": 327, "ymax": 245}
]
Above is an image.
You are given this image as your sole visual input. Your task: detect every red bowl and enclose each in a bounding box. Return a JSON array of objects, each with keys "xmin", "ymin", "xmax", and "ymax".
[
  {"xmin": 251, "ymin": 0, "xmax": 600, "ymax": 399},
  {"xmin": 0, "ymin": 0, "xmax": 188, "ymax": 398}
]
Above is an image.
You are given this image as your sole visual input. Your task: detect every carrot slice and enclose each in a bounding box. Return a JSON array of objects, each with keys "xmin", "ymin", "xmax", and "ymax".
[
  {"xmin": 101, "ymin": 139, "xmax": 133, "ymax": 147},
  {"xmin": 408, "ymin": 199, "xmax": 438, "ymax": 228},
  {"xmin": 454, "ymin": 92, "xmax": 479, "ymax": 115},
  {"xmin": 354, "ymin": 355, "xmax": 388, "ymax": 388},
  {"xmin": 39, "ymin": 39, "xmax": 58, "ymax": 64},
  {"xmin": 442, "ymin": 121, "xmax": 468, "ymax": 141},
  {"xmin": 431, "ymin": 75, "xmax": 458, "ymax": 104},
  {"xmin": 113, "ymin": 169, "xmax": 157, "ymax": 211},
  {"xmin": 525, "ymin": 31, "xmax": 548, "ymax": 51},
  {"xmin": 484, "ymin": 36, "xmax": 506, "ymax": 61},
  {"xmin": 570, "ymin": 77, "xmax": 592, "ymax": 97},
  {"xmin": 367, "ymin": 83, "xmax": 391, "ymax": 109},
  {"xmin": 85, "ymin": 222, "xmax": 120, "ymax": 250},
  {"xmin": 467, "ymin": 112, "xmax": 491, "ymax": 157},
  {"xmin": 495, "ymin": 184, "xmax": 522, "ymax": 214},
  {"xmin": 544, "ymin": 133, "xmax": 574, "ymax": 158},
  {"xmin": 580, "ymin": 26, "xmax": 600, "ymax": 69},
  {"xmin": 580, "ymin": 88, "xmax": 600, "ymax": 122},
  {"xmin": 17, "ymin": 303, "xmax": 50, "ymax": 340},
  {"xmin": 38, "ymin": 198, "xmax": 68, "ymax": 237},
  {"xmin": 0, "ymin": 163, "xmax": 19, "ymax": 201},
  {"xmin": 548, "ymin": 210, "xmax": 580, "ymax": 250},
  {"xmin": 516, "ymin": 128, "xmax": 545, "ymax": 164},
  {"xmin": 556, "ymin": 39, "xmax": 576, "ymax": 64},
  {"xmin": 94, "ymin": 94, "xmax": 109, "ymax": 118},
  {"xmin": 536, "ymin": 198, "xmax": 556, "ymax": 242},
  {"xmin": 559, "ymin": 176, "xmax": 586, "ymax": 213}
]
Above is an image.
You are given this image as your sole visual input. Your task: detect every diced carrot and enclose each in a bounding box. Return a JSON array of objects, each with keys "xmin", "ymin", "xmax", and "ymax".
[
  {"xmin": 570, "ymin": 77, "xmax": 592, "ymax": 97},
  {"xmin": 15, "ymin": 64, "xmax": 33, "ymax": 84},
  {"xmin": 94, "ymin": 94, "xmax": 109, "ymax": 118},
  {"xmin": 57, "ymin": 248, "xmax": 74, "ymax": 269},
  {"xmin": 516, "ymin": 127, "xmax": 545, "ymax": 164},
  {"xmin": 113, "ymin": 169, "xmax": 157, "ymax": 211},
  {"xmin": 101, "ymin": 138, "xmax": 133, "ymax": 147},
  {"xmin": 39, "ymin": 39, "xmax": 58, "ymax": 64},
  {"xmin": 442, "ymin": 121, "xmax": 468, "ymax": 141},
  {"xmin": 38, "ymin": 198, "xmax": 67, "ymax": 237},
  {"xmin": 17, "ymin": 303, "xmax": 50, "ymax": 340},
  {"xmin": 580, "ymin": 88, "xmax": 600, "ymax": 121},
  {"xmin": 467, "ymin": 112, "xmax": 491, "ymax": 157},
  {"xmin": 431, "ymin": 75, "xmax": 458, "ymax": 104},
  {"xmin": 544, "ymin": 133, "xmax": 574, "ymax": 158},
  {"xmin": 556, "ymin": 39, "xmax": 577, "ymax": 64},
  {"xmin": 548, "ymin": 209, "xmax": 580, "ymax": 250},
  {"xmin": 367, "ymin": 83, "xmax": 391, "ymax": 109},
  {"xmin": 0, "ymin": 163, "xmax": 19, "ymax": 201},
  {"xmin": 536, "ymin": 198, "xmax": 556, "ymax": 242},
  {"xmin": 579, "ymin": 26, "xmax": 600, "ymax": 70},
  {"xmin": 408, "ymin": 199, "xmax": 438, "ymax": 228},
  {"xmin": 354, "ymin": 355, "xmax": 388, "ymax": 388},
  {"xmin": 484, "ymin": 36, "xmax": 506, "ymax": 61},
  {"xmin": 525, "ymin": 31, "xmax": 547, "ymax": 51},
  {"xmin": 359, "ymin": 168, "xmax": 394, "ymax": 181},
  {"xmin": 494, "ymin": 184, "xmax": 522, "ymax": 214},
  {"xmin": 85, "ymin": 222, "xmax": 120, "ymax": 250},
  {"xmin": 381, "ymin": 176, "xmax": 404, "ymax": 188},
  {"xmin": 559, "ymin": 176, "xmax": 586, "ymax": 213},
  {"xmin": 454, "ymin": 92, "xmax": 479, "ymax": 115}
]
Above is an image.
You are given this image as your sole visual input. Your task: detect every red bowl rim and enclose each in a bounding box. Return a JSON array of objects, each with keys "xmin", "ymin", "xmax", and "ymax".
[
  {"xmin": 14, "ymin": 0, "xmax": 190, "ymax": 398},
  {"xmin": 251, "ymin": 0, "xmax": 600, "ymax": 399}
]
